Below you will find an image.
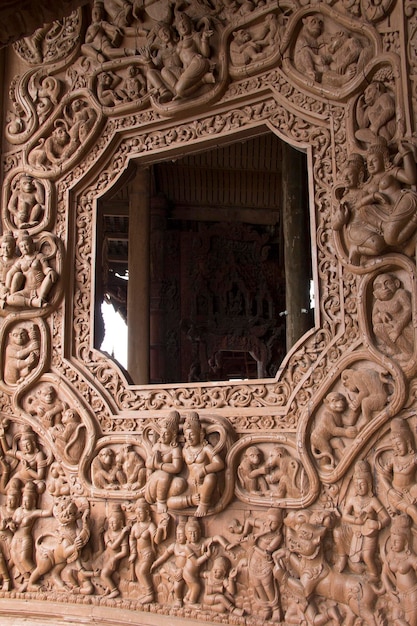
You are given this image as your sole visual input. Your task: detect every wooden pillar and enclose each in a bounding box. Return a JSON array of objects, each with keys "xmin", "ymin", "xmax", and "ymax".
[
  {"xmin": 282, "ymin": 142, "xmax": 311, "ymax": 352},
  {"xmin": 127, "ymin": 166, "xmax": 150, "ymax": 384}
]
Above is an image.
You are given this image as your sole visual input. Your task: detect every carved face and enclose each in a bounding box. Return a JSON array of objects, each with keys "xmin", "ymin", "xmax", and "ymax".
[
  {"xmin": 326, "ymin": 393, "xmax": 346, "ymax": 413},
  {"xmin": 185, "ymin": 426, "xmax": 201, "ymax": 446},
  {"xmin": 373, "ymin": 274, "xmax": 398, "ymax": 301},
  {"xmin": 21, "ymin": 176, "xmax": 35, "ymax": 193},
  {"xmin": 99, "ymin": 448, "xmax": 114, "ymax": 468},
  {"xmin": 212, "ymin": 561, "xmax": 227, "ymax": 579},
  {"xmin": 366, "ymin": 150, "xmax": 384, "ymax": 175},
  {"xmin": 18, "ymin": 238, "xmax": 34, "ymax": 256},
  {"xmin": 1, "ymin": 239, "xmax": 15, "ymax": 257},
  {"xmin": 20, "ymin": 434, "xmax": 35, "ymax": 453},
  {"xmin": 354, "ymin": 477, "xmax": 368, "ymax": 496},
  {"xmin": 11, "ymin": 328, "xmax": 28, "ymax": 345},
  {"xmin": 342, "ymin": 163, "xmax": 360, "ymax": 189},
  {"xmin": 109, "ymin": 513, "xmax": 123, "ymax": 530},
  {"xmin": 185, "ymin": 522, "xmax": 201, "ymax": 543},
  {"xmin": 364, "ymin": 83, "xmax": 380, "ymax": 105},
  {"xmin": 391, "ymin": 532, "xmax": 406, "ymax": 552},
  {"xmin": 39, "ymin": 386, "xmax": 56, "ymax": 404},
  {"xmin": 392, "ymin": 434, "xmax": 408, "ymax": 456},
  {"xmin": 303, "ymin": 16, "xmax": 323, "ymax": 37}
]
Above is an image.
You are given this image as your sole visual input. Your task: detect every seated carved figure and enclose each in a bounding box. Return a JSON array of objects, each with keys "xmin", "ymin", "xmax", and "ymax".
[
  {"xmin": 237, "ymin": 445, "xmax": 268, "ymax": 494},
  {"xmin": 27, "ymin": 385, "xmax": 66, "ymax": 429},
  {"xmin": 168, "ymin": 411, "xmax": 225, "ymax": 517},
  {"xmin": 0, "ymin": 424, "xmax": 47, "ymax": 495},
  {"xmin": 3, "ymin": 231, "xmax": 57, "ymax": 308},
  {"xmin": 332, "ymin": 153, "xmax": 386, "ymax": 264},
  {"xmin": 145, "ymin": 410, "xmax": 183, "ymax": 511},
  {"xmin": 203, "ymin": 555, "xmax": 244, "ymax": 616},
  {"xmin": 341, "ymin": 366, "xmax": 390, "ymax": 429},
  {"xmin": 356, "ymin": 80, "xmax": 396, "ymax": 144},
  {"xmin": 7, "ymin": 175, "xmax": 45, "ymax": 229},
  {"xmin": 372, "ymin": 273, "xmax": 414, "ymax": 360},
  {"xmin": 358, "ymin": 140, "xmax": 417, "ymax": 253},
  {"xmin": 50, "ymin": 408, "xmax": 86, "ymax": 465},
  {"xmin": 92, "ymin": 447, "xmax": 120, "ymax": 489}
]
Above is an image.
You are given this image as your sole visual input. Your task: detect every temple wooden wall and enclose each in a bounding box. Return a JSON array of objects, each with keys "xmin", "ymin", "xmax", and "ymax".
[{"xmin": 0, "ymin": 0, "xmax": 417, "ymax": 624}]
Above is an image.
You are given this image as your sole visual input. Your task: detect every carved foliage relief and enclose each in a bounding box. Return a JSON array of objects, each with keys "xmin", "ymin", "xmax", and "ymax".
[{"xmin": 0, "ymin": 0, "xmax": 417, "ymax": 624}]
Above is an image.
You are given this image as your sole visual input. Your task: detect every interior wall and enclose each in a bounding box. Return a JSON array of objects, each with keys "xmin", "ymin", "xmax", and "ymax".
[{"xmin": 0, "ymin": 1, "xmax": 416, "ymax": 625}]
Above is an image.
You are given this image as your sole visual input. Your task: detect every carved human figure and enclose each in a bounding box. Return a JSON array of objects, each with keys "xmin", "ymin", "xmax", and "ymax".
[
  {"xmin": 27, "ymin": 385, "xmax": 66, "ymax": 429},
  {"xmin": 181, "ymin": 517, "xmax": 215, "ymax": 606},
  {"xmin": 0, "ymin": 424, "xmax": 47, "ymax": 495},
  {"xmin": 380, "ymin": 418, "xmax": 417, "ymax": 524},
  {"xmin": 7, "ymin": 175, "xmax": 45, "ymax": 229},
  {"xmin": 0, "ymin": 480, "xmax": 19, "ymax": 590},
  {"xmin": 151, "ymin": 518, "xmax": 188, "ymax": 607},
  {"xmin": 81, "ymin": 1, "xmax": 123, "ymax": 63},
  {"xmin": 50, "ymin": 408, "xmax": 86, "ymax": 465},
  {"xmin": 10, "ymin": 481, "xmax": 51, "ymax": 589},
  {"xmin": 4, "ymin": 325, "xmax": 40, "ymax": 385},
  {"xmin": 230, "ymin": 508, "xmax": 283, "ymax": 619},
  {"xmin": 311, "ymin": 392, "xmax": 357, "ymax": 468},
  {"xmin": 332, "ymin": 153, "xmax": 385, "ymax": 264},
  {"xmin": 92, "ymin": 448, "xmax": 120, "ymax": 489},
  {"xmin": 237, "ymin": 445, "xmax": 268, "ymax": 494},
  {"xmin": 338, "ymin": 460, "xmax": 390, "ymax": 580},
  {"xmin": 372, "ymin": 273, "xmax": 413, "ymax": 359},
  {"xmin": 4, "ymin": 231, "xmax": 58, "ymax": 308},
  {"xmin": 381, "ymin": 514, "xmax": 417, "ymax": 626},
  {"xmin": 203, "ymin": 555, "xmax": 244, "ymax": 616},
  {"xmin": 340, "ymin": 366, "xmax": 390, "ymax": 428},
  {"xmin": 0, "ymin": 232, "xmax": 16, "ymax": 300},
  {"xmin": 98, "ymin": 503, "xmax": 129, "ymax": 598},
  {"xmin": 145, "ymin": 411, "xmax": 183, "ymax": 511},
  {"xmin": 138, "ymin": 23, "xmax": 181, "ymax": 103},
  {"xmin": 181, "ymin": 411, "xmax": 224, "ymax": 516},
  {"xmin": 115, "ymin": 444, "xmax": 146, "ymax": 490},
  {"xmin": 28, "ymin": 497, "xmax": 92, "ymax": 593},
  {"xmin": 356, "ymin": 80, "xmax": 396, "ymax": 143},
  {"xmin": 357, "ymin": 140, "xmax": 417, "ymax": 252},
  {"xmin": 165, "ymin": 11, "xmax": 215, "ymax": 100},
  {"xmin": 128, "ymin": 498, "xmax": 168, "ymax": 604}
]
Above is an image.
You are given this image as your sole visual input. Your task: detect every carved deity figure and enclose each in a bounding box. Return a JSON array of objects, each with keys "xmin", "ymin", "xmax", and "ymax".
[
  {"xmin": 165, "ymin": 11, "xmax": 215, "ymax": 100},
  {"xmin": 0, "ymin": 479, "xmax": 20, "ymax": 590},
  {"xmin": 357, "ymin": 141, "xmax": 417, "ymax": 253},
  {"xmin": 380, "ymin": 418, "xmax": 417, "ymax": 524},
  {"xmin": 230, "ymin": 508, "xmax": 283, "ymax": 620},
  {"xmin": 332, "ymin": 153, "xmax": 385, "ymax": 264},
  {"xmin": 4, "ymin": 325, "xmax": 40, "ymax": 385},
  {"xmin": 98, "ymin": 503, "xmax": 129, "ymax": 598},
  {"xmin": 356, "ymin": 80, "xmax": 396, "ymax": 144},
  {"xmin": 0, "ymin": 232, "xmax": 16, "ymax": 299},
  {"xmin": 172, "ymin": 411, "xmax": 224, "ymax": 517},
  {"xmin": 81, "ymin": 1, "xmax": 123, "ymax": 63},
  {"xmin": 7, "ymin": 175, "xmax": 45, "ymax": 229},
  {"xmin": 10, "ymin": 481, "xmax": 51, "ymax": 590},
  {"xmin": 237, "ymin": 445, "xmax": 269, "ymax": 494},
  {"xmin": 203, "ymin": 555, "xmax": 244, "ymax": 616},
  {"xmin": 180, "ymin": 517, "xmax": 216, "ymax": 606},
  {"xmin": 381, "ymin": 514, "xmax": 417, "ymax": 626},
  {"xmin": 128, "ymin": 498, "xmax": 168, "ymax": 604},
  {"xmin": 145, "ymin": 410, "xmax": 183, "ymax": 512},
  {"xmin": 138, "ymin": 23, "xmax": 181, "ymax": 103},
  {"xmin": 27, "ymin": 384, "xmax": 66, "ymax": 429},
  {"xmin": 3, "ymin": 231, "xmax": 58, "ymax": 308},
  {"xmin": 0, "ymin": 424, "xmax": 47, "ymax": 495},
  {"xmin": 372, "ymin": 273, "xmax": 413, "ymax": 360},
  {"xmin": 151, "ymin": 518, "xmax": 188, "ymax": 607},
  {"xmin": 337, "ymin": 460, "xmax": 390, "ymax": 581},
  {"xmin": 340, "ymin": 366, "xmax": 390, "ymax": 428},
  {"xmin": 311, "ymin": 392, "xmax": 357, "ymax": 468},
  {"xmin": 28, "ymin": 497, "xmax": 92, "ymax": 593}
]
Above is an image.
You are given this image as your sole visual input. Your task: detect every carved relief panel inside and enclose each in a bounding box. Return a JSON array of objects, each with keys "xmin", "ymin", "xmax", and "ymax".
[{"xmin": 0, "ymin": 0, "xmax": 417, "ymax": 625}]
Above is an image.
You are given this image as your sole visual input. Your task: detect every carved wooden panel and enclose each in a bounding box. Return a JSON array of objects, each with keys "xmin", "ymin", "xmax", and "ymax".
[{"xmin": 0, "ymin": 0, "xmax": 417, "ymax": 624}]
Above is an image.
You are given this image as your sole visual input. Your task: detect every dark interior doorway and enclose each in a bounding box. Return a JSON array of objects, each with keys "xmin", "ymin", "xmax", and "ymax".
[{"xmin": 95, "ymin": 132, "xmax": 313, "ymax": 384}]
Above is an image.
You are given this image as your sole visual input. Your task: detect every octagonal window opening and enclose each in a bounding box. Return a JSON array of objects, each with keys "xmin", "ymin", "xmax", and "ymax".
[{"xmin": 94, "ymin": 131, "xmax": 313, "ymax": 385}]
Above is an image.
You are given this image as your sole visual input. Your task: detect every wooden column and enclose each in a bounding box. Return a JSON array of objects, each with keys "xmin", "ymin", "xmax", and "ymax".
[
  {"xmin": 282, "ymin": 142, "xmax": 311, "ymax": 352},
  {"xmin": 127, "ymin": 166, "xmax": 150, "ymax": 384}
]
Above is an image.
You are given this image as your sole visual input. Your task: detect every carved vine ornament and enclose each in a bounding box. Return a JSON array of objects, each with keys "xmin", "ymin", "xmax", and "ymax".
[{"xmin": 0, "ymin": 0, "xmax": 417, "ymax": 624}]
